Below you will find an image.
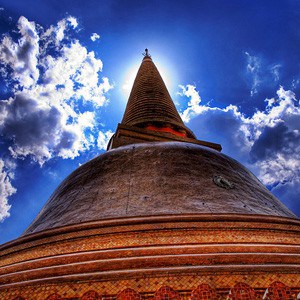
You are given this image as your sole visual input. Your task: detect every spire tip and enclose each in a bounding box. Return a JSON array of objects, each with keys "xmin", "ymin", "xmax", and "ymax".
[{"xmin": 143, "ymin": 48, "xmax": 151, "ymax": 58}]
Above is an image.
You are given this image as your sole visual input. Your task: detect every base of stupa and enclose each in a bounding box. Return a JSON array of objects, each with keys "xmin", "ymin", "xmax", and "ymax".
[
  {"xmin": 2, "ymin": 273, "xmax": 300, "ymax": 299},
  {"xmin": 1, "ymin": 214, "xmax": 300, "ymax": 299}
]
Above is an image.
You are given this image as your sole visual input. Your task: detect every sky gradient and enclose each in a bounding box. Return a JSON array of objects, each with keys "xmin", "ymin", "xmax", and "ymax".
[{"xmin": 0, "ymin": 0, "xmax": 299, "ymax": 244}]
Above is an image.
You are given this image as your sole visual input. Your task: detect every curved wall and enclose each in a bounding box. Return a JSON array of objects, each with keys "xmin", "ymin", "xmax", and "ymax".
[{"xmin": 24, "ymin": 142, "xmax": 296, "ymax": 235}]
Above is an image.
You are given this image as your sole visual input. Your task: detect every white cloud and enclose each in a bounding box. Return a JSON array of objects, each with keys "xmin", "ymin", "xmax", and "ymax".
[
  {"xmin": 178, "ymin": 84, "xmax": 207, "ymax": 122},
  {"xmin": 67, "ymin": 16, "xmax": 78, "ymax": 29},
  {"xmin": 245, "ymin": 52, "xmax": 261, "ymax": 96},
  {"xmin": 292, "ymin": 78, "xmax": 300, "ymax": 89},
  {"xmin": 90, "ymin": 33, "xmax": 100, "ymax": 42},
  {"xmin": 179, "ymin": 84, "xmax": 300, "ymax": 191},
  {"xmin": 0, "ymin": 16, "xmax": 40, "ymax": 89},
  {"xmin": 0, "ymin": 16, "xmax": 113, "ymax": 165},
  {"xmin": 271, "ymin": 64, "xmax": 281, "ymax": 82},
  {"xmin": 244, "ymin": 52, "xmax": 284, "ymax": 96},
  {"xmin": 0, "ymin": 159, "xmax": 16, "ymax": 222},
  {"xmin": 97, "ymin": 130, "xmax": 114, "ymax": 150},
  {"xmin": 43, "ymin": 16, "xmax": 78, "ymax": 46}
]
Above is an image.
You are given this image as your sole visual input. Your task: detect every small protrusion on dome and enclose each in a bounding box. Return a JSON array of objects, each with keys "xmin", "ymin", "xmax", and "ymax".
[{"xmin": 143, "ymin": 48, "xmax": 151, "ymax": 58}]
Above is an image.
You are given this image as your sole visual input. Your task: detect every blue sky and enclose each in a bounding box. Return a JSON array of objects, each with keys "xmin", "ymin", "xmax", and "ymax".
[{"xmin": 0, "ymin": 0, "xmax": 299, "ymax": 244}]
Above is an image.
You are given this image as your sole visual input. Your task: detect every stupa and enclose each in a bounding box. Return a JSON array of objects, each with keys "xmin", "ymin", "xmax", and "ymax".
[{"xmin": 0, "ymin": 50, "xmax": 299, "ymax": 300}]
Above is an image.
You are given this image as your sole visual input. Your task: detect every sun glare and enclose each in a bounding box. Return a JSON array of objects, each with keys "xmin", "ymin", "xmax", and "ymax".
[{"xmin": 121, "ymin": 62, "xmax": 140, "ymax": 98}]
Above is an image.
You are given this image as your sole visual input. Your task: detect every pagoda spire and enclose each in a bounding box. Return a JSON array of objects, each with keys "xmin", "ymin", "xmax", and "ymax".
[
  {"xmin": 108, "ymin": 50, "xmax": 221, "ymax": 151},
  {"xmin": 121, "ymin": 49, "xmax": 195, "ymax": 138}
]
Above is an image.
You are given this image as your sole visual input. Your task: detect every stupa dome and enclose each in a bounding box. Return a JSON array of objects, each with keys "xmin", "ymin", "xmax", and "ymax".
[{"xmin": 24, "ymin": 141, "xmax": 295, "ymax": 235}]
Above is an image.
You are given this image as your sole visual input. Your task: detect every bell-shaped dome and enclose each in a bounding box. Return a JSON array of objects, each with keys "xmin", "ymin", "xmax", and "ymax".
[{"xmin": 23, "ymin": 142, "xmax": 295, "ymax": 235}]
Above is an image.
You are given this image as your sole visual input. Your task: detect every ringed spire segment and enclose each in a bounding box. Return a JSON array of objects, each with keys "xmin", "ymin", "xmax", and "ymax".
[
  {"xmin": 121, "ymin": 50, "xmax": 195, "ymax": 137},
  {"xmin": 109, "ymin": 50, "xmax": 221, "ymax": 151}
]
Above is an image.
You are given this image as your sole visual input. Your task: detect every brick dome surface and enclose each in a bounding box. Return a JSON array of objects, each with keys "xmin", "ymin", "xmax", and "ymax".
[{"xmin": 23, "ymin": 141, "xmax": 296, "ymax": 235}]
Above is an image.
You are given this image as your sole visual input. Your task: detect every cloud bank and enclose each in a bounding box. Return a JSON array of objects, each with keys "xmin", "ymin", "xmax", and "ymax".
[
  {"xmin": 179, "ymin": 84, "xmax": 300, "ymax": 215},
  {"xmin": 0, "ymin": 16, "xmax": 112, "ymax": 221}
]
